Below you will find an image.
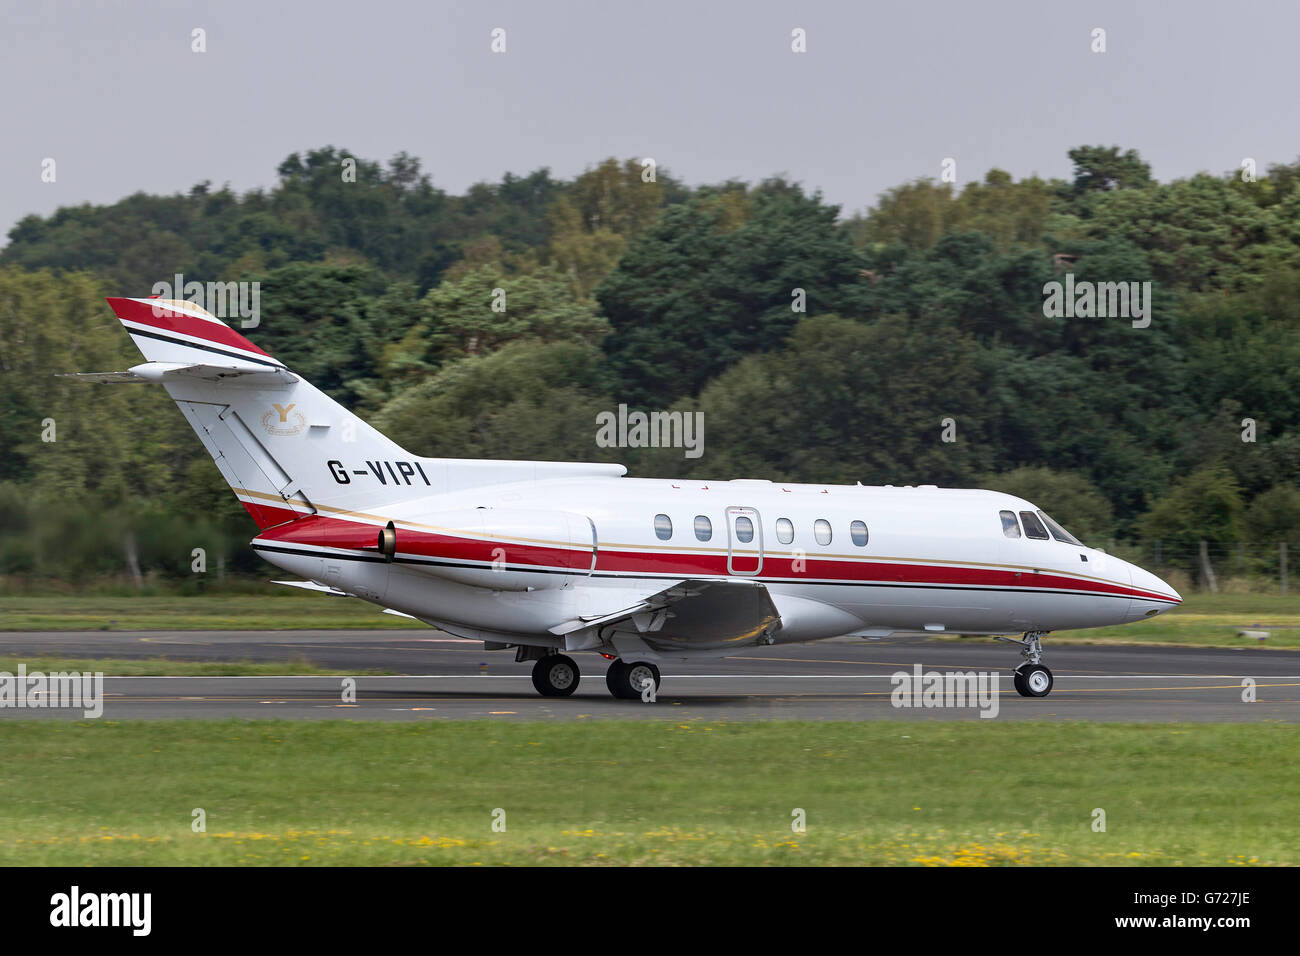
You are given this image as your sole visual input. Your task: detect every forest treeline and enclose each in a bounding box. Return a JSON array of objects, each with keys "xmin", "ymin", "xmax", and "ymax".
[{"xmin": 1, "ymin": 146, "xmax": 1297, "ymax": 591}]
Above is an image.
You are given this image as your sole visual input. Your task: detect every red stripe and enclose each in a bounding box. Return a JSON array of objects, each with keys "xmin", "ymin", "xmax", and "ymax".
[
  {"xmin": 255, "ymin": 512, "xmax": 591, "ymax": 571},
  {"xmin": 240, "ymin": 501, "xmax": 303, "ymax": 531},
  {"xmin": 250, "ymin": 510, "xmax": 1177, "ymax": 602},
  {"xmin": 106, "ymin": 297, "xmax": 272, "ymax": 358}
]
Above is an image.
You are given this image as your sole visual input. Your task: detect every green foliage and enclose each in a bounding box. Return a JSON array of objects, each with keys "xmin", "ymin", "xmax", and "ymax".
[
  {"xmin": 849, "ymin": 169, "xmax": 1055, "ymax": 252},
  {"xmin": 1067, "ymin": 145, "xmax": 1153, "ymax": 194},
  {"xmin": 374, "ymin": 341, "xmax": 617, "ymax": 462},
  {"xmin": 249, "ymin": 262, "xmax": 417, "ymax": 406},
  {"xmin": 1243, "ymin": 485, "xmax": 1300, "ymax": 546},
  {"xmin": 599, "ymin": 182, "xmax": 871, "ymax": 405},
  {"xmin": 1081, "ymin": 174, "xmax": 1298, "ymax": 291},
  {"xmin": 0, "ymin": 267, "xmax": 147, "ymax": 496},
  {"xmin": 1140, "ymin": 466, "xmax": 1246, "ymax": 549},
  {"xmin": 689, "ymin": 314, "xmax": 997, "ymax": 485},
  {"xmin": 401, "ymin": 263, "xmax": 609, "ymax": 366}
]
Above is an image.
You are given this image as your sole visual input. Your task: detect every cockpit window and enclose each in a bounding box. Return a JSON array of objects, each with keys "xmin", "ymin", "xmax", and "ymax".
[
  {"xmin": 1019, "ymin": 511, "xmax": 1049, "ymax": 540},
  {"xmin": 999, "ymin": 510, "xmax": 1021, "ymax": 538},
  {"xmin": 1037, "ymin": 511, "xmax": 1083, "ymax": 546}
]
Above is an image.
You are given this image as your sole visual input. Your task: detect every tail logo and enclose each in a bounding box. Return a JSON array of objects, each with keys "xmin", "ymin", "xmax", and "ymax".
[{"xmin": 261, "ymin": 403, "xmax": 306, "ymax": 436}]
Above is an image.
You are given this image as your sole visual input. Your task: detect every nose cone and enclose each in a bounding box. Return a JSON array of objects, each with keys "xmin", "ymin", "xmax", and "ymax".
[{"xmin": 1126, "ymin": 562, "xmax": 1181, "ymax": 621}]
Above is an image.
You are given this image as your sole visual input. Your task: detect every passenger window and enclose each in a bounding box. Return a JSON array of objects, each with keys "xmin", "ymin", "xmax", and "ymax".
[
  {"xmin": 776, "ymin": 518, "xmax": 794, "ymax": 544},
  {"xmin": 814, "ymin": 519, "xmax": 832, "ymax": 546},
  {"xmin": 654, "ymin": 514, "xmax": 672, "ymax": 540},
  {"xmin": 1000, "ymin": 510, "xmax": 1021, "ymax": 538},
  {"xmin": 1019, "ymin": 511, "xmax": 1049, "ymax": 540},
  {"xmin": 694, "ymin": 515, "xmax": 712, "ymax": 542},
  {"xmin": 850, "ymin": 520, "xmax": 868, "ymax": 547},
  {"xmin": 735, "ymin": 515, "xmax": 754, "ymax": 543}
]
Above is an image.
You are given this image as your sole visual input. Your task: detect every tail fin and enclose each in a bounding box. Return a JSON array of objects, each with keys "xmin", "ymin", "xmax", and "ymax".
[
  {"xmin": 104, "ymin": 296, "xmax": 413, "ymax": 529},
  {"xmin": 74, "ymin": 297, "xmax": 627, "ymax": 530}
]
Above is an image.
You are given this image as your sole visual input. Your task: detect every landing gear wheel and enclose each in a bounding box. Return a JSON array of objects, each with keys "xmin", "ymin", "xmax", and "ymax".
[
  {"xmin": 606, "ymin": 659, "xmax": 661, "ymax": 699},
  {"xmin": 1015, "ymin": 663, "xmax": 1053, "ymax": 698},
  {"xmin": 605, "ymin": 660, "xmax": 628, "ymax": 697},
  {"xmin": 997, "ymin": 630, "xmax": 1052, "ymax": 698},
  {"xmin": 532, "ymin": 654, "xmax": 580, "ymax": 697}
]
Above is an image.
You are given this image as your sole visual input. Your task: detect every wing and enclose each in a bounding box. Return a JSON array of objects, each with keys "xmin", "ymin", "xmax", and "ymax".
[{"xmin": 553, "ymin": 578, "xmax": 781, "ymax": 659}]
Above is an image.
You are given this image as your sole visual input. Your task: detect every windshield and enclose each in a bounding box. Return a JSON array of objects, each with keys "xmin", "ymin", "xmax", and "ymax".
[{"xmin": 1037, "ymin": 511, "xmax": 1083, "ymax": 547}]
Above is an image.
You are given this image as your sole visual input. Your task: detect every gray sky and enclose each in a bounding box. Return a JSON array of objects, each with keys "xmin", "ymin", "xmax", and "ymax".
[{"xmin": 4, "ymin": 0, "xmax": 1299, "ymax": 241}]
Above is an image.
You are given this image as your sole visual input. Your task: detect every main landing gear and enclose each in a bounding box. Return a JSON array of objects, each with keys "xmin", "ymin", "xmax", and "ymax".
[
  {"xmin": 531, "ymin": 654, "xmax": 580, "ymax": 697},
  {"xmin": 528, "ymin": 653, "xmax": 662, "ymax": 699},
  {"xmin": 995, "ymin": 630, "xmax": 1054, "ymax": 698},
  {"xmin": 606, "ymin": 659, "xmax": 661, "ymax": 700}
]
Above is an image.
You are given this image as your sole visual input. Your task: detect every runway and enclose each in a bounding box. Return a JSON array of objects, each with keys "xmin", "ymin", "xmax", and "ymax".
[{"xmin": 2, "ymin": 629, "xmax": 1299, "ymax": 721}]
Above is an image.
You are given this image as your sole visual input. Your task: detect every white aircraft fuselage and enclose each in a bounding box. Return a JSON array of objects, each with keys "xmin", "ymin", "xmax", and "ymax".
[{"xmin": 252, "ymin": 476, "xmax": 1179, "ymax": 652}]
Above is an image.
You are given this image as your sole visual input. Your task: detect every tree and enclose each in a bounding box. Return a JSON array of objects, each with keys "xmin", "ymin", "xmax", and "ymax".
[
  {"xmin": 1244, "ymin": 485, "xmax": 1300, "ymax": 547},
  {"xmin": 599, "ymin": 182, "xmax": 870, "ymax": 405},
  {"xmin": 1140, "ymin": 466, "xmax": 1245, "ymax": 550},
  {"xmin": 373, "ymin": 340, "xmax": 616, "ymax": 462},
  {"xmin": 1082, "ymin": 174, "xmax": 1295, "ymax": 291},
  {"xmin": 1068, "ymin": 146, "xmax": 1153, "ymax": 194},
  {"xmin": 686, "ymin": 314, "xmax": 998, "ymax": 485},
  {"xmin": 384, "ymin": 264, "xmax": 610, "ymax": 389},
  {"xmin": 246, "ymin": 262, "xmax": 414, "ymax": 406},
  {"xmin": 0, "ymin": 267, "xmax": 145, "ymax": 496}
]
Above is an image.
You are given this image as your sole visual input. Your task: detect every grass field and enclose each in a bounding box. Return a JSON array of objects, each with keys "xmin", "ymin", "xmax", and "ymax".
[
  {"xmin": 0, "ymin": 720, "xmax": 1293, "ymax": 866},
  {"xmin": 0, "ymin": 593, "xmax": 410, "ymax": 632},
  {"xmin": 0, "ymin": 656, "xmax": 389, "ymax": 677},
  {"xmin": 1048, "ymin": 593, "xmax": 1300, "ymax": 649}
]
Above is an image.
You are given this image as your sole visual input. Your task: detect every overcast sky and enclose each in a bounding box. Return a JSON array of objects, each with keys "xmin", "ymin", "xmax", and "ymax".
[{"xmin": 5, "ymin": 0, "xmax": 1299, "ymax": 242}]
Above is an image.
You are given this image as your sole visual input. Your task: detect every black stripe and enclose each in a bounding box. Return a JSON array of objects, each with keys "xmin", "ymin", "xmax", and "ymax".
[
  {"xmin": 126, "ymin": 325, "xmax": 285, "ymax": 369},
  {"xmin": 250, "ymin": 543, "xmax": 1173, "ymax": 602}
]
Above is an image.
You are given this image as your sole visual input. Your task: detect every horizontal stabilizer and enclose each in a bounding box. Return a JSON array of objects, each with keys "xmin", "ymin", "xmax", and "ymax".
[
  {"xmin": 58, "ymin": 361, "xmax": 298, "ymax": 386},
  {"xmin": 273, "ymin": 580, "xmax": 417, "ymax": 620},
  {"xmin": 271, "ymin": 579, "xmax": 350, "ymax": 596}
]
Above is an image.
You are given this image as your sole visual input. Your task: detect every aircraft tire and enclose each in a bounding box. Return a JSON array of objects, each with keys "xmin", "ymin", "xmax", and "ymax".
[
  {"xmin": 1015, "ymin": 663, "xmax": 1053, "ymax": 698},
  {"xmin": 532, "ymin": 654, "xmax": 580, "ymax": 697},
  {"xmin": 607, "ymin": 659, "xmax": 660, "ymax": 699}
]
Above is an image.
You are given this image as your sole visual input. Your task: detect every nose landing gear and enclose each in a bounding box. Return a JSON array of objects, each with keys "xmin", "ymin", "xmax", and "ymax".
[{"xmin": 996, "ymin": 630, "xmax": 1054, "ymax": 698}]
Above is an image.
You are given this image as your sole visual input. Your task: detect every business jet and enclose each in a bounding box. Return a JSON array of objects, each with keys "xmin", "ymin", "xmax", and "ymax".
[{"xmin": 69, "ymin": 297, "xmax": 1181, "ymax": 700}]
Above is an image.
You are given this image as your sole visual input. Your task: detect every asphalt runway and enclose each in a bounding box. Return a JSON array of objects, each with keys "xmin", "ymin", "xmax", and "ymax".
[{"xmin": 2, "ymin": 629, "xmax": 1298, "ymax": 721}]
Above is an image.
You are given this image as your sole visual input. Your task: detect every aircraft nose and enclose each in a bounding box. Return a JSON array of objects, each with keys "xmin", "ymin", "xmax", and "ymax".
[{"xmin": 1126, "ymin": 562, "xmax": 1181, "ymax": 620}]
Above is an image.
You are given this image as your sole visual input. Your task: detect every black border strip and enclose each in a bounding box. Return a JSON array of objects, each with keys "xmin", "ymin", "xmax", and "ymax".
[{"xmin": 125, "ymin": 324, "xmax": 286, "ymax": 369}]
